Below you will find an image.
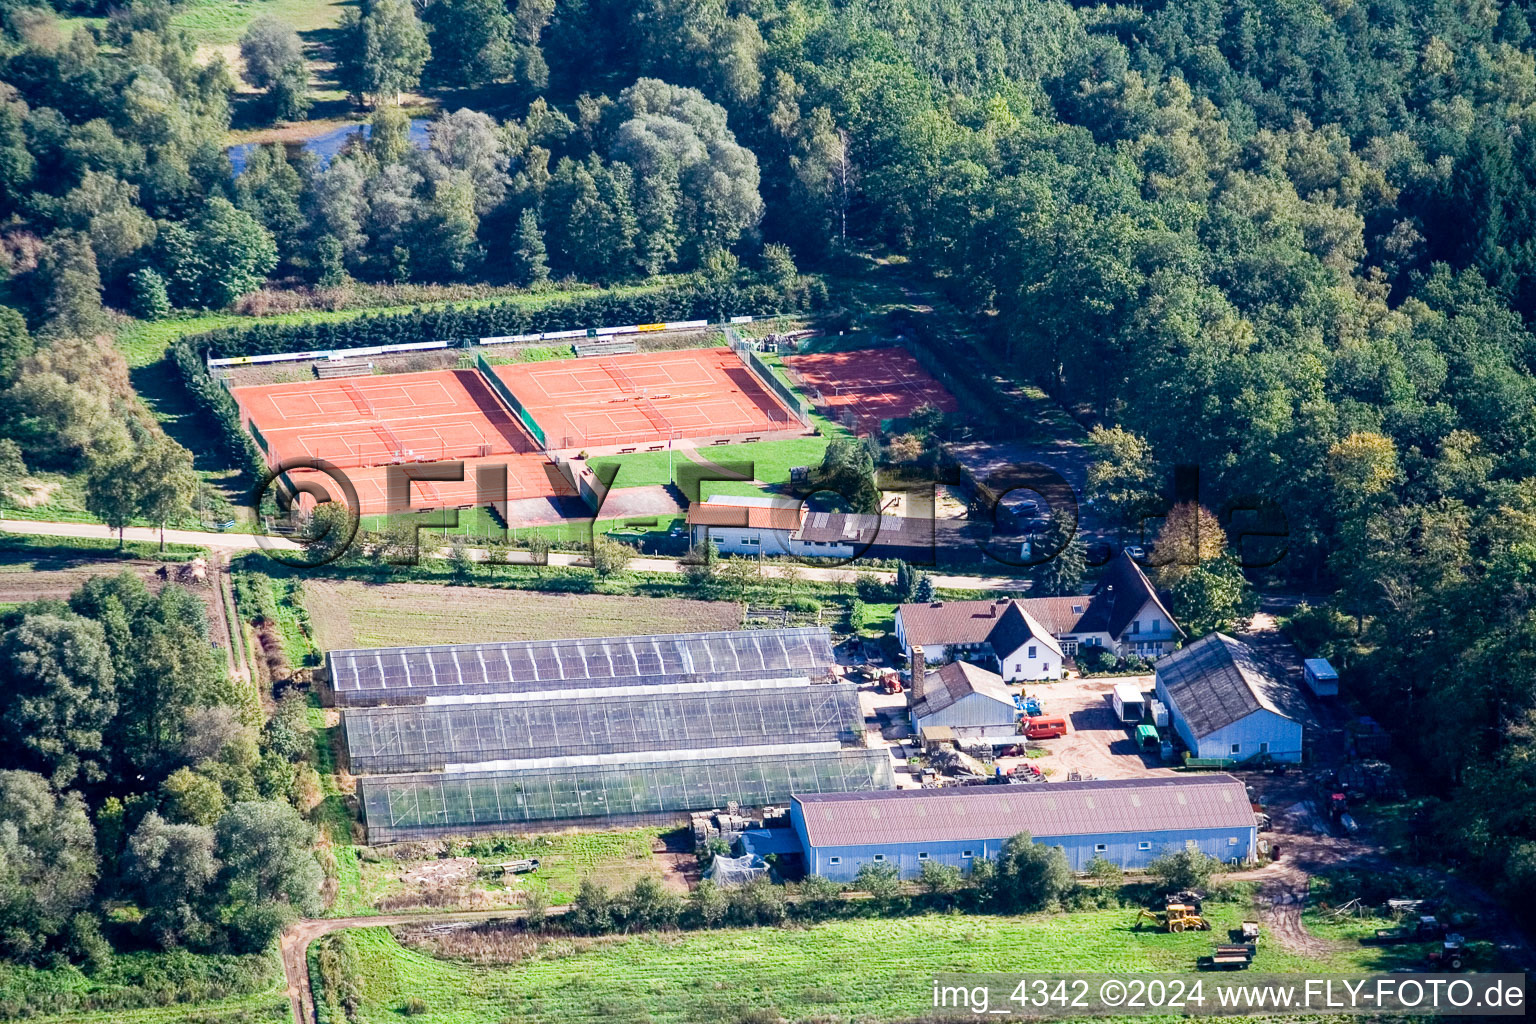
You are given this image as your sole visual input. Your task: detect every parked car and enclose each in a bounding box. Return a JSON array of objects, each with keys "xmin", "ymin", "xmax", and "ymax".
[{"xmin": 1022, "ymin": 716, "xmax": 1068, "ymax": 739}]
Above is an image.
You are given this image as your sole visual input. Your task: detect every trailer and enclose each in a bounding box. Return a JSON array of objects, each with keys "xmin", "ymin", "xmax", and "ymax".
[
  {"xmin": 1112, "ymin": 683, "xmax": 1146, "ymax": 724},
  {"xmin": 1304, "ymin": 658, "xmax": 1339, "ymax": 698},
  {"xmin": 1361, "ymin": 916, "xmax": 1446, "ymax": 946},
  {"xmin": 1200, "ymin": 943, "xmax": 1256, "ymax": 970}
]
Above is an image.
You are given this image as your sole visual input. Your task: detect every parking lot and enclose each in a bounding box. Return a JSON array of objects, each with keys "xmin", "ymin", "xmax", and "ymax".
[{"xmin": 993, "ymin": 675, "xmax": 1179, "ymax": 781}]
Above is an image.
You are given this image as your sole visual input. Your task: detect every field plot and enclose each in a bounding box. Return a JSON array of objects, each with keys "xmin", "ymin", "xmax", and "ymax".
[
  {"xmin": 331, "ymin": 902, "xmax": 1399, "ymax": 1024},
  {"xmin": 303, "ymin": 580, "xmax": 741, "ymax": 650},
  {"xmin": 493, "ymin": 348, "xmax": 803, "ymax": 451},
  {"xmin": 783, "ymin": 347, "xmax": 958, "ymax": 435}
]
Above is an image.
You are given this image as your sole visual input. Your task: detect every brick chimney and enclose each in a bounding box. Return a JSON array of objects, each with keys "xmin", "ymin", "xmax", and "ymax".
[{"xmin": 909, "ymin": 645, "xmax": 927, "ymax": 708}]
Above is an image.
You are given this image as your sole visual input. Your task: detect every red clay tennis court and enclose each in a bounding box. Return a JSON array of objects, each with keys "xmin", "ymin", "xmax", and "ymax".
[
  {"xmin": 232, "ymin": 370, "xmax": 541, "ymax": 468},
  {"xmin": 491, "ymin": 348, "xmax": 801, "ymax": 450},
  {"xmin": 280, "ymin": 453, "xmax": 572, "ymax": 516},
  {"xmin": 231, "ymin": 369, "xmax": 565, "ymax": 516},
  {"xmin": 781, "ymin": 347, "xmax": 958, "ymax": 434}
]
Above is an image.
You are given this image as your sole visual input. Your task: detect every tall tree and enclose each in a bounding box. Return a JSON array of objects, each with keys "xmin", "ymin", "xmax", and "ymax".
[
  {"xmin": 0, "ymin": 771, "xmax": 98, "ymax": 963},
  {"xmin": 422, "ymin": 0, "xmax": 514, "ymax": 88},
  {"xmin": 214, "ymin": 801, "xmax": 322, "ymax": 951},
  {"xmin": 124, "ymin": 811, "xmax": 218, "ymax": 949},
  {"xmin": 335, "ymin": 0, "xmax": 432, "ymax": 108},
  {"xmin": 84, "ymin": 450, "xmax": 142, "ymax": 546},
  {"xmin": 1030, "ymin": 508, "xmax": 1086, "ymax": 596},
  {"xmin": 240, "ymin": 16, "xmax": 311, "ymax": 123},
  {"xmin": 157, "ymin": 197, "xmax": 279, "ymax": 309},
  {"xmin": 37, "ymin": 232, "xmax": 106, "ymax": 339},
  {"xmin": 0, "ymin": 613, "xmax": 117, "ymax": 787},
  {"xmin": 135, "ymin": 435, "xmax": 199, "ymax": 550},
  {"xmin": 71, "ymin": 572, "xmax": 220, "ymax": 777},
  {"xmin": 510, "ymin": 207, "xmax": 549, "ymax": 285}
]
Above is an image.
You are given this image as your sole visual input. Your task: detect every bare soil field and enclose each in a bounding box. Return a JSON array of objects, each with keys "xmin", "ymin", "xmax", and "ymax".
[
  {"xmin": 304, "ymin": 579, "xmax": 741, "ymax": 650},
  {"xmin": 0, "ymin": 556, "xmax": 221, "ymax": 626}
]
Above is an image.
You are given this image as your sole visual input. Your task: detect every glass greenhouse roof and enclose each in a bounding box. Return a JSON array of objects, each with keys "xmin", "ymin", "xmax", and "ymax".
[
  {"xmin": 342, "ymin": 683, "xmax": 864, "ymax": 775},
  {"xmin": 357, "ymin": 748, "xmax": 895, "ymax": 843},
  {"xmin": 327, "ymin": 627, "xmax": 836, "ymax": 705}
]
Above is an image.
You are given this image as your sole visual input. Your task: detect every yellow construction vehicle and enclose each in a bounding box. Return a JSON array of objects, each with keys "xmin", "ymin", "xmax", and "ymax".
[{"xmin": 1134, "ymin": 904, "xmax": 1212, "ymax": 933}]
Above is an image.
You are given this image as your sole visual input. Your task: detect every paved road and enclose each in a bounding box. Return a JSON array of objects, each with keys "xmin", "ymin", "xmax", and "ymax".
[{"xmin": 2, "ymin": 519, "xmax": 1031, "ymax": 591}]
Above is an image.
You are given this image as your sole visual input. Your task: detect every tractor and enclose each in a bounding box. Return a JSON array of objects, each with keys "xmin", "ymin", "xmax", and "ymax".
[{"xmin": 1134, "ymin": 904, "xmax": 1212, "ymax": 933}]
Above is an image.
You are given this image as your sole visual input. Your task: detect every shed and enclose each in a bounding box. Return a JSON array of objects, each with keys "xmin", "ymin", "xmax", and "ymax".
[
  {"xmin": 790, "ymin": 774, "xmax": 1258, "ymax": 881},
  {"xmin": 1154, "ymin": 633, "xmax": 1304, "ymax": 764},
  {"xmin": 910, "ymin": 661, "xmax": 1018, "ymax": 732},
  {"xmin": 1303, "ymin": 658, "xmax": 1339, "ymax": 698}
]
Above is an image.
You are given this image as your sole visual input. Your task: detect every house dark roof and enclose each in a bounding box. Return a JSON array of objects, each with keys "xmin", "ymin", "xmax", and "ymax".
[
  {"xmin": 988, "ymin": 602, "xmax": 1063, "ymax": 660},
  {"xmin": 898, "ymin": 599, "xmax": 1013, "ymax": 647},
  {"xmin": 792, "ymin": 511, "xmax": 933, "ymax": 547},
  {"xmin": 896, "ymin": 552, "xmax": 1183, "ymax": 649},
  {"xmin": 1156, "ymin": 633, "xmax": 1300, "ymax": 739},
  {"xmin": 793, "ymin": 774, "xmax": 1255, "ymax": 847},
  {"xmin": 1088, "ymin": 551, "xmax": 1183, "ymax": 639},
  {"xmin": 1013, "ymin": 595, "xmax": 1094, "ymax": 636},
  {"xmin": 911, "ymin": 661, "xmax": 1014, "ymax": 719}
]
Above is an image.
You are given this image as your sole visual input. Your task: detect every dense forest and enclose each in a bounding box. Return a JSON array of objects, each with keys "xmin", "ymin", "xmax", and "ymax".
[{"xmin": 3, "ymin": 0, "xmax": 1536, "ymax": 966}]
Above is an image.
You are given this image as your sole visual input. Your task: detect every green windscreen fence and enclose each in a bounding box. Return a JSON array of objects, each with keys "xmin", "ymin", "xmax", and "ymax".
[
  {"xmin": 729, "ymin": 335, "xmax": 809, "ymax": 425},
  {"xmin": 475, "ymin": 352, "xmax": 547, "ymax": 448},
  {"xmin": 248, "ymin": 420, "xmax": 271, "ymax": 459}
]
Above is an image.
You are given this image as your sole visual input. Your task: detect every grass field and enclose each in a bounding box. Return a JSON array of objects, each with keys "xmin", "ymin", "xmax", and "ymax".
[
  {"xmin": 319, "ymin": 901, "xmax": 1417, "ymax": 1024},
  {"xmin": 173, "ymin": 0, "xmax": 347, "ymax": 46},
  {"xmin": 302, "ymin": 578, "xmax": 741, "ymax": 649},
  {"xmin": 589, "ymin": 435, "xmax": 835, "ymax": 494}
]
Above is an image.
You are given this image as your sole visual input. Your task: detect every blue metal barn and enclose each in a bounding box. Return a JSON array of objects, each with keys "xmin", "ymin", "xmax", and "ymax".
[{"xmin": 790, "ymin": 775, "xmax": 1257, "ymax": 882}]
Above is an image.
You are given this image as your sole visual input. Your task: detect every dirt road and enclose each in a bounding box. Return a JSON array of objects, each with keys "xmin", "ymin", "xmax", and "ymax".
[
  {"xmin": 280, "ymin": 906, "xmax": 568, "ymax": 1024},
  {"xmin": 2, "ymin": 518, "xmax": 1032, "ymax": 591}
]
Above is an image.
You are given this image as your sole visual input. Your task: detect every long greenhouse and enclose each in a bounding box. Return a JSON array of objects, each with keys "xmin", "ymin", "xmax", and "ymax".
[
  {"xmin": 342, "ymin": 683, "xmax": 865, "ymax": 775},
  {"xmin": 357, "ymin": 748, "xmax": 897, "ymax": 842},
  {"xmin": 324, "ymin": 627, "xmax": 838, "ymax": 706}
]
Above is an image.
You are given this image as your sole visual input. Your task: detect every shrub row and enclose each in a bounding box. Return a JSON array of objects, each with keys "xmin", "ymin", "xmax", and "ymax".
[
  {"xmin": 171, "ymin": 337, "xmax": 268, "ymax": 489},
  {"xmin": 185, "ymin": 278, "xmax": 822, "ymax": 360}
]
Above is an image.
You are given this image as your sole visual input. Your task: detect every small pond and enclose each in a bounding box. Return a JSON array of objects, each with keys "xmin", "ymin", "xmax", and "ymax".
[{"xmin": 228, "ymin": 118, "xmax": 431, "ymax": 175}]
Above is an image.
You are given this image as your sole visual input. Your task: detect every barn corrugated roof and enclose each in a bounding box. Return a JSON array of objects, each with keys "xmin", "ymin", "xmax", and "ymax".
[
  {"xmin": 793, "ymin": 775, "xmax": 1254, "ymax": 847},
  {"xmin": 1155, "ymin": 633, "xmax": 1299, "ymax": 739},
  {"xmin": 911, "ymin": 661, "xmax": 1014, "ymax": 719}
]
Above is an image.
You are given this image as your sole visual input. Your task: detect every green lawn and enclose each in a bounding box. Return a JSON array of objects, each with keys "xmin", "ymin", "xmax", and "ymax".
[
  {"xmin": 173, "ymin": 0, "xmax": 348, "ymax": 47},
  {"xmin": 590, "ymin": 435, "xmax": 835, "ymax": 495},
  {"xmin": 320, "ymin": 901, "xmax": 1418, "ymax": 1024}
]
